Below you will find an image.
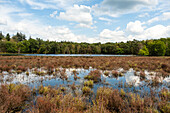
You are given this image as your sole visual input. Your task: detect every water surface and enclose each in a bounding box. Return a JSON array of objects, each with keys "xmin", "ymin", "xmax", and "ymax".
[{"xmin": 0, "ymin": 54, "xmax": 135, "ymax": 57}]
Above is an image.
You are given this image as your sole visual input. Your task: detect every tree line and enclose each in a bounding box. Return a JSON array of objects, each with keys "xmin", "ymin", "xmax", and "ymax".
[{"xmin": 0, "ymin": 32, "xmax": 169, "ymax": 56}]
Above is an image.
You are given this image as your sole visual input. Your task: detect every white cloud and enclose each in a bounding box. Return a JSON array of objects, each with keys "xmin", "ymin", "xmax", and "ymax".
[
  {"xmin": 140, "ymin": 25, "xmax": 170, "ymax": 39},
  {"xmin": 99, "ymin": 28, "xmax": 127, "ymax": 42},
  {"xmin": 138, "ymin": 13, "xmax": 149, "ymax": 18},
  {"xmin": 98, "ymin": 23, "xmax": 170, "ymax": 43},
  {"xmin": 19, "ymin": 0, "xmax": 88, "ymax": 10},
  {"xmin": 126, "ymin": 21, "xmax": 144, "ymax": 34},
  {"xmin": 0, "ymin": 18, "xmax": 7, "ymax": 25},
  {"xmin": 19, "ymin": 0, "xmax": 56, "ymax": 10},
  {"xmin": 0, "ymin": 4, "xmax": 21, "ymax": 26},
  {"xmin": 0, "ymin": 17, "xmax": 92, "ymax": 42},
  {"xmin": 127, "ymin": 25, "xmax": 170, "ymax": 40},
  {"xmin": 56, "ymin": 5, "xmax": 93, "ymax": 28},
  {"xmin": 1, "ymin": 0, "xmax": 170, "ymax": 44},
  {"xmin": 50, "ymin": 11, "xmax": 58, "ymax": 18},
  {"xmin": 99, "ymin": 17, "xmax": 112, "ymax": 22},
  {"xmin": 92, "ymin": 0, "xmax": 158, "ymax": 17},
  {"xmin": 0, "ymin": 3, "xmax": 91, "ymax": 42},
  {"xmin": 18, "ymin": 13, "xmax": 33, "ymax": 17},
  {"xmin": 126, "ymin": 20, "xmax": 170, "ymax": 40},
  {"xmin": 147, "ymin": 12, "xmax": 170, "ymax": 24}
]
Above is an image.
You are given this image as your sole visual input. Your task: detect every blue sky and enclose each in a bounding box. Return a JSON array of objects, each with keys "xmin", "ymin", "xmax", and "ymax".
[{"xmin": 0, "ymin": 0, "xmax": 170, "ymax": 43}]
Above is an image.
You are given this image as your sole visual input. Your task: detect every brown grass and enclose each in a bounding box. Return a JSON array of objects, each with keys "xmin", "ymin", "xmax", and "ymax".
[{"xmin": 0, "ymin": 56, "xmax": 169, "ymax": 77}]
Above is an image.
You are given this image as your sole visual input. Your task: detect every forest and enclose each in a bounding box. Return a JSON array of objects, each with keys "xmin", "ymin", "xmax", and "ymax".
[{"xmin": 0, "ymin": 32, "xmax": 169, "ymax": 56}]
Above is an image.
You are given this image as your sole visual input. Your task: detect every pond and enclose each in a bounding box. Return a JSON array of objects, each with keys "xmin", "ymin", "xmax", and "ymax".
[{"xmin": 1, "ymin": 67, "xmax": 169, "ymax": 96}]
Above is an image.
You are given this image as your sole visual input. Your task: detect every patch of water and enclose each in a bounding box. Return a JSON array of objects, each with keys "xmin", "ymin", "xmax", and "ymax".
[{"xmin": 0, "ymin": 68, "xmax": 169, "ymax": 95}]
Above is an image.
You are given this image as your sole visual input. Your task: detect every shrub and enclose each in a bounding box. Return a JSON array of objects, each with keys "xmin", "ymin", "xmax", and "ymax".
[
  {"xmin": 82, "ymin": 86, "xmax": 91, "ymax": 95},
  {"xmin": 84, "ymin": 70, "xmax": 101, "ymax": 83},
  {"xmin": 0, "ymin": 84, "xmax": 31, "ymax": 112},
  {"xmin": 104, "ymin": 71, "xmax": 109, "ymax": 76},
  {"xmin": 84, "ymin": 80, "xmax": 94, "ymax": 87}
]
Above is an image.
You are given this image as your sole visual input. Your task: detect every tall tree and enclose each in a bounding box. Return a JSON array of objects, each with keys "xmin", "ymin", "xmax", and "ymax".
[
  {"xmin": 148, "ymin": 41, "xmax": 166, "ymax": 56},
  {"xmin": 138, "ymin": 45, "xmax": 149, "ymax": 56},
  {"xmin": 6, "ymin": 33, "xmax": 10, "ymax": 41},
  {"xmin": 0, "ymin": 32, "xmax": 4, "ymax": 40}
]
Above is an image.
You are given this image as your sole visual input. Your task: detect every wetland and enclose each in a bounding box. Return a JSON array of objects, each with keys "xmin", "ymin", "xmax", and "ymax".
[{"xmin": 0, "ymin": 56, "xmax": 169, "ymax": 113}]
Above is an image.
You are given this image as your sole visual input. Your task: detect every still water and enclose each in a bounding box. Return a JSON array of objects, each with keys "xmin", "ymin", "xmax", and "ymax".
[
  {"xmin": 1, "ymin": 68, "xmax": 169, "ymax": 96},
  {"xmin": 0, "ymin": 54, "xmax": 135, "ymax": 56}
]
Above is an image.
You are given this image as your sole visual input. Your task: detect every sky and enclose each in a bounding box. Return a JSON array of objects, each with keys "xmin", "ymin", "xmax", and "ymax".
[{"xmin": 0, "ymin": 0, "xmax": 170, "ymax": 43}]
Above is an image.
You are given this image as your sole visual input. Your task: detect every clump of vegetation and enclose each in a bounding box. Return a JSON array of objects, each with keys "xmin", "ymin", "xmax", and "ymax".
[
  {"xmin": 26, "ymin": 71, "xmax": 29, "ymax": 76},
  {"xmin": 82, "ymin": 86, "xmax": 92, "ymax": 95},
  {"xmin": 151, "ymin": 76, "xmax": 163, "ymax": 86},
  {"xmin": 104, "ymin": 71, "xmax": 110, "ymax": 76},
  {"xmin": 111, "ymin": 70, "xmax": 124, "ymax": 78},
  {"xmin": 0, "ymin": 56, "xmax": 169, "ymax": 77},
  {"xmin": 17, "ymin": 70, "xmax": 22, "ymax": 74},
  {"xmin": 17, "ymin": 65, "xmax": 27, "ymax": 72},
  {"xmin": 72, "ymin": 70, "xmax": 80, "ymax": 81},
  {"xmin": 35, "ymin": 71, "xmax": 45, "ymax": 76},
  {"xmin": 84, "ymin": 80, "xmax": 94, "ymax": 87},
  {"xmin": 0, "ymin": 83, "xmax": 169, "ymax": 113},
  {"xmin": 0, "ymin": 84, "xmax": 31, "ymax": 113},
  {"xmin": 84, "ymin": 70, "xmax": 101, "ymax": 83},
  {"xmin": 161, "ymin": 63, "xmax": 170, "ymax": 73},
  {"xmin": 60, "ymin": 87, "xmax": 66, "ymax": 92},
  {"xmin": 140, "ymin": 71, "xmax": 146, "ymax": 80},
  {"xmin": 120, "ymin": 88, "xmax": 126, "ymax": 97},
  {"xmin": 38, "ymin": 85, "xmax": 50, "ymax": 95}
]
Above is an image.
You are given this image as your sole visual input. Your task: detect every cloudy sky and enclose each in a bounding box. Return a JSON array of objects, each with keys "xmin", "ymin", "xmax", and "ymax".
[{"xmin": 0, "ymin": 0, "xmax": 170, "ymax": 43}]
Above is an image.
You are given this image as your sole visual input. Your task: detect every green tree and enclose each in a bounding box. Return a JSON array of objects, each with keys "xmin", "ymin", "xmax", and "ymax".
[
  {"xmin": 28, "ymin": 38, "xmax": 39, "ymax": 53},
  {"xmin": 165, "ymin": 38, "xmax": 170, "ymax": 56},
  {"xmin": 148, "ymin": 41, "xmax": 166, "ymax": 56},
  {"xmin": 17, "ymin": 32, "xmax": 26, "ymax": 42},
  {"xmin": 6, "ymin": 33, "xmax": 10, "ymax": 41},
  {"xmin": 17, "ymin": 42, "xmax": 24, "ymax": 53},
  {"xmin": 21, "ymin": 40, "xmax": 30, "ymax": 53},
  {"xmin": 5, "ymin": 41, "xmax": 17, "ymax": 53},
  {"xmin": 138, "ymin": 45, "xmax": 149, "ymax": 56},
  {"xmin": 0, "ymin": 32, "xmax": 4, "ymax": 40}
]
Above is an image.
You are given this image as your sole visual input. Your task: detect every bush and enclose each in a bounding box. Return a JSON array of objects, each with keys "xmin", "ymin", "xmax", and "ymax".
[
  {"xmin": 0, "ymin": 84, "xmax": 31, "ymax": 112},
  {"xmin": 84, "ymin": 80, "xmax": 94, "ymax": 87}
]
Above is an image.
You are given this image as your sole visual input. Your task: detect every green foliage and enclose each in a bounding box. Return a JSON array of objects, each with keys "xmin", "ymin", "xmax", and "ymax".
[
  {"xmin": 6, "ymin": 33, "xmax": 10, "ymax": 41},
  {"xmin": 84, "ymin": 80, "xmax": 94, "ymax": 87},
  {"xmin": 0, "ymin": 32, "xmax": 4, "ymax": 40},
  {"xmin": 5, "ymin": 41, "xmax": 17, "ymax": 53},
  {"xmin": 148, "ymin": 40, "xmax": 166, "ymax": 56},
  {"xmin": 0, "ymin": 32, "xmax": 169, "ymax": 56},
  {"xmin": 138, "ymin": 45, "xmax": 149, "ymax": 56},
  {"xmin": 165, "ymin": 38, "xmax": 170, "ymax": 56}
]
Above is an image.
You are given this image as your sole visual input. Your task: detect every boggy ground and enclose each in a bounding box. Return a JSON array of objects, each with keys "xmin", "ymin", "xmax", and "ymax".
[
  {"xmin": 0, "ymin": 56, "xmax": 169, "ymax": 113},
  {"xmin": 0, "ymin": 56, "xmax": 170, "ymax": 77},
  {"xmin": 0, "ymin": 84, "xmax": 169, "ymax": 113}
]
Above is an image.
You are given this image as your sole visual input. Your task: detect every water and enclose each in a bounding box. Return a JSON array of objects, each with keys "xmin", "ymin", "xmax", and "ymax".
[
  {"xmin": 1, "ymin": 68, "xmax": 169, "ymax": 96},
  {"xmin": 0, "ymin": 54, "xmax": 135, "ymax": 57}
]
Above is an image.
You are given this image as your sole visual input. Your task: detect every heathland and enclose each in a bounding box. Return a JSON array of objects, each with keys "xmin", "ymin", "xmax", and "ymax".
[{"xmin": 0, "ymin": 56, "xmax": 169, "ymax": 113}]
